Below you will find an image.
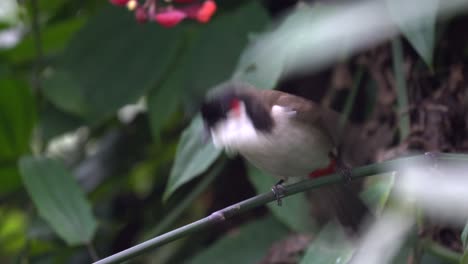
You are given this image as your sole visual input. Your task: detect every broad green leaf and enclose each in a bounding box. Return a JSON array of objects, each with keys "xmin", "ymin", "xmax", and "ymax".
[
  {"xmin": 190, "ymin": 216, "xmax": 289, "ymax": 264},
  {"xmin": 300, "ymin": 223, "xmax": 354, "ymax": 264},
  {"xmin": 387, "ymin": 0, "xmax": 438, "ymax": 67},
  {"xmin": 248, "ymin": 166, "xmax": 315, "ymax": 233},
  {"xmin": 45, "ymin": 5, "xmax": 184, "ymax": 122},
  {"xmin": 6, "ymin": 17, "xmax": 86, "ymax": 63},
  {"xmin": 19, "ymin": 156, "xmax": 97, "ymax": 246},
  {"xmin": 0, "ymin": 78, "xmax": 35, "ymax": 160},
  {"xmin": 163, "ymin": 116, "xmax": 221, "ymax": 200},
  {"xmin": 181, "ymin": 1, "xmax": 269, "ymax": 100}
]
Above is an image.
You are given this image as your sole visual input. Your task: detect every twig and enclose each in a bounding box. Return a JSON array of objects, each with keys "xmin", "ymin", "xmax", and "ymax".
[
  {"xmin": 93, "ymin": 153, "xmax": 468, "ymax": 264},
  {"xmin": 87, "ymin": 242, "xmax": 99, "ymax": 262},
  {"xmin": 30, "ymin": 0, "xmax": 43, "ymax": 95}
]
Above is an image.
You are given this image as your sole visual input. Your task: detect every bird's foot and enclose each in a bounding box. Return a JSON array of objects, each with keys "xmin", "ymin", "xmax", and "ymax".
[
  {"xmin": 271, "ymin": 179, "xmax": 286, "ymax": 206},
  {"xmin": 329, "ymin": 152, "xmax": 352, "ymax": 182}
]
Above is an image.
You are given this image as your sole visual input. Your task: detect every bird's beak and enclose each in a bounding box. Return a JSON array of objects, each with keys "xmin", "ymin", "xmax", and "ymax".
[{"xmin": 202, "ymin": 123, "xmax": 211, "ymax": 144}]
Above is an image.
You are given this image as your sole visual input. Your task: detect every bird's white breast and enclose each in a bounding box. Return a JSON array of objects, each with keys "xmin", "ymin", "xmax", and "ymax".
[{"xmin": 211, "ymin": 104, "xmax": 333, "ymax": 179}]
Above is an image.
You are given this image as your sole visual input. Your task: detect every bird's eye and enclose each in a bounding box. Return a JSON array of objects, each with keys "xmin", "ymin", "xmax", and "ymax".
[{"xmin": 230, "ymin": 98, "xmax": 241, "ymax": 111}]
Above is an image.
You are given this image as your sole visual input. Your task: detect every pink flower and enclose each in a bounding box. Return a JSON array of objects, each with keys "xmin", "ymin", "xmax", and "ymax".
[
  {"xmin": 154, "ymin": 9, "xmax": 187, "ymax": 27},
  {"xmin": 109, "ymin": 0, "xmax": 130, "ymax": 6},
  {"xmin": 135, "ymin": 7, "xmax": 148, "ymax": 24},
  {"xmin": 196, "ymin": 0, "xmax": 216, "ymax": 23}
]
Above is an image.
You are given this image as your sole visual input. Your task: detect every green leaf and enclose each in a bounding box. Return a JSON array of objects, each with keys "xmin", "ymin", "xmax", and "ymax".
[
  {"xmin": 386, "ymin": 0, "xmax": 438, "ymax": 67},
  {"xmin": 19, "ymin": 156, "xmax": 97, "ymax": 246},
  {"xmin": 38, "ymin": 104, "xmax": 84, "ymax": 143},
  {"xmin": 247, "ymin": 166, "xmax": 315, "ymax": 233},
  {"xmin": 0, "ymin": 78, "xmax": 35, "ymax": 160},
  {"xmin": 180, "ymin": 1, "xmax": 269, "ymax": 100},
  {"xmin": 163, "ymin": 116, "xmax": 221, "ymax": 200},
  {"xmin": 360, "ymin": 172, "xmax": 395, "ymax": 214},
  {"xmin": 300, "ymin": 223, "xmax": 354, "ymax": 264},
  {"xmin": 190, "ymin": 216, "xmax": 289, "ymax": 264},
  {"xmin": 6, "ymin": 17, "xmax": 86, "ymax": 63},
  {"xmin": 42, "ymin": 70, "xmax": 87, "ymax": 117},
  {"xmin": 0, "ymin": 165, "xmax": 22, "ymax": 194},
  {"xmin": 147, "ymin": 39, "xmax": 187, "ymax": 142},
  {"xmin": 46, "ymin": 6, "xmax": 184, "ymax": 122}
]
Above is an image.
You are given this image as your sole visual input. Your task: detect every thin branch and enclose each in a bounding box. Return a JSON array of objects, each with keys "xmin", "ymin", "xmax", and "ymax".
[
  {"xmin": 93, "ymin": 153, "xmax": 468, "ymax": 264},
  {"xmin": 87, "ymin": 242, "xmax": 99, "ymax": 262},
  {"xmin": 30, "ymin": 0, "xmax": 43, "ymax": 95}
]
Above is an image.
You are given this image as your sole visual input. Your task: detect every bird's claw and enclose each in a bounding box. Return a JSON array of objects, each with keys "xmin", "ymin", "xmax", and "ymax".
[{"xmin": 271, "ymin": 179, "xmax": 286, "ymax": 206}]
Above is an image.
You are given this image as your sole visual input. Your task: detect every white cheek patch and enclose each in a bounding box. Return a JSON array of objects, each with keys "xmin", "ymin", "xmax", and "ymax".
[
  {"xmin": 210, "ymin": 102, "xmax": 259, "ymax": 152},
  {"xmin": 271, "ymin": 105, "xmax": 296, "ymax": 118}
]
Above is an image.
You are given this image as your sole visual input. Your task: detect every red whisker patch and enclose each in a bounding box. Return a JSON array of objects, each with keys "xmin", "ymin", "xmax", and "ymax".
[{"xmin": 308, "ymin": 158, "xmax": 337, "ymax": 179}]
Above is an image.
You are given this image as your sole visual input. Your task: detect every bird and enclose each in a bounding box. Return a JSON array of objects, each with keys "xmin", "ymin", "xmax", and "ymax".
[{"xmin": 200, "ymin": 81, "xmax": 371, "ymax": 234}]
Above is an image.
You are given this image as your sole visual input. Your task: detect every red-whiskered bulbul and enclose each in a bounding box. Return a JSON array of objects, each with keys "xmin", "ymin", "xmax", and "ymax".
[{"xmin": 200, "ymin": 82, "xmax": 371, "ymax": 233}]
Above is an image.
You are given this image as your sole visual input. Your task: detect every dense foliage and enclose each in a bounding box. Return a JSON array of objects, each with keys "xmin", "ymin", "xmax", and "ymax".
[{"xmin": 1, "ymin": 0, "xmax": 468, "ymax": 263}]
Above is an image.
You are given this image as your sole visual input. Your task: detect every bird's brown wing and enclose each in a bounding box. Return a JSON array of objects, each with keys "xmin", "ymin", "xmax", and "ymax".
[{"xmin": 258, "ymin": 89, "xmax": 343, "ymax": 146}]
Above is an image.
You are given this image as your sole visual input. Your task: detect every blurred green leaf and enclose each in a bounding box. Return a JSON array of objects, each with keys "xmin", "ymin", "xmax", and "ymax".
[
  {"xmin": 0, "ymin": 209, "xmax": 26, "ymax": 254},
  {"xmin": 0, "ymin": 165, "xmax": 22, "ymax": 194},
  {"xmin": 147, "ymin": 37, "xmax": 187, "ymax": 142},
  {"xmin": 387, "ymin": 0, "xmax": 438, "ymax": 67},
  {"xmin": 248, "ymin": 166, "xmax": 315, "ymax": 233},
  {"xmin": 300, "ymin": 223, "xmax": 353, "ymax": 264},
  {"xmin": 38, "ymin": 104, "xmax": 83, "ymax": 143},
  {"xmin": 190, "ymin": 216, "xmax": 289, "ymax": 264},
  {"xmin": 42, "ymin": 70, "xmax": 87, "ymax": 117},
  {"xmin": 163, "ymin": 116, "xmax": 221, "ymax": 200},
  {"xmin": 0, "ymin": 0, "xmax": 20, "ymax": 25},
  {"xmin": 19, "ymin": 156, "xmax": 97, "ymax": 246},
  {"xmin": 45, "ymin": 6, "xmax": 184, "ymax": 122},
  {"xmin": 0, "ymin": 78, "xmax": 35, "ymax": 160},
  {"xmin": 180, "ymin": 1, "xmax": 269, "ymax": 100},
  {"xmin": 6, "ymin": 17, "xmax": 86, "ymax": 63},
  {"xmin": 361, "ymin": 172, "xmax": 395, "ymax": 214}
]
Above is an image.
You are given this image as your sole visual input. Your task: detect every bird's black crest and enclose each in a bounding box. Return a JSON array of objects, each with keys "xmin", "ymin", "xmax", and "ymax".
[{"xmin": 200, "ymin": 86, "xmax": 274, "ymax": 132}]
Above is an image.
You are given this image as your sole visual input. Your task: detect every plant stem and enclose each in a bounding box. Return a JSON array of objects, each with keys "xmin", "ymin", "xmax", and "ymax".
[
  {"xmin": 392, "ymin": 38, "xmax": 411, "ymax": 140},
  {"xmin": 93, "ymin": 153, "xmax": 468, "ymax": 264},
  {"xmin": 30, "ymin": 0, "xmax": 43, "ymax": 95}
]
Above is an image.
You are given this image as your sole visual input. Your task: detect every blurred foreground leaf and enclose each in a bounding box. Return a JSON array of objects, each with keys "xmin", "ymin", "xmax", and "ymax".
[
  {"xmin": 19, "ymin": 157, "xmax": 97, "ymax": 246},
  {"xmin": 387, "ymin": 0, "xmax": 438, "ymax": 67},
  {"xmin": 190, "ymin": 216, "xmax": 289, "ymax": 264},
  {"xmin": 248, "ymin": 166, "xmax": 315, "ymax": 233},
  {"xmin": 163, "ymin": 116, "xmax": 221, "ymax": 200},
  {"xmin": 300, "ymin": 223, "xmax": 353, "ymax": 264}
]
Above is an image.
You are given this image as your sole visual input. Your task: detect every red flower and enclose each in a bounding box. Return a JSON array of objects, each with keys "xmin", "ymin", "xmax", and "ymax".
[
  {"xmin": 109, "ymin": 0, "xmax": 130, "ymax": 6},
  {"xmin": 196, "ymin": 0, "xmax": 216, "ymax": 23},
  {"xmin": 135, "ymin": 7, "xmax": 148, "ymax": 24},
  {"xmin": 154, "ymin": 9, "xmax": 187, "ymax": 27}
]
